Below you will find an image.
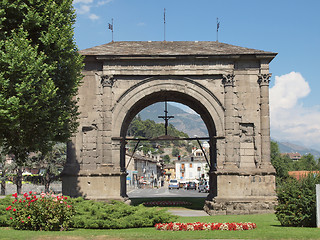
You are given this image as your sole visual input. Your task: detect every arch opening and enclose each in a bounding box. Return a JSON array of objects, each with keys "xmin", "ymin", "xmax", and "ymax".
[{"xmin": 118, "ymin": 91, "xmax": 219, "ymax": 199}]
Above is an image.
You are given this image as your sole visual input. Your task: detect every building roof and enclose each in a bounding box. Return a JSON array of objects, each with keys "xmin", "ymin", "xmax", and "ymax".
[
  {"xmin": 288, "ymin": 171, "xmax": 319, "ymax": 180},
  {"xmin": 80, "ymin": 41, "xmax": 277, "ymax": 57}
]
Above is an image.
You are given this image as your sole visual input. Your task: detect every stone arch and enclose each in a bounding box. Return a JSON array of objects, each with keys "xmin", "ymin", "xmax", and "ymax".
[
  {"xmin": 112, "ymin": 77, "xmax": 224, "ymax": 139},
  {"xmin": 63, "ymin": 41, "xmax": 277, "ymax": 214}
]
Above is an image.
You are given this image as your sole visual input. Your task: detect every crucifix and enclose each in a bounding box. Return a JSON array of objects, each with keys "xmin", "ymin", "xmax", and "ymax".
[{"xmin": 158, "ymin": 101, "xmax": 174, "ymax": 135}]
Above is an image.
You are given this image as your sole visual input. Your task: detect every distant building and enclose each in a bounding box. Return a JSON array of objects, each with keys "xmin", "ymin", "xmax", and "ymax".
[
  {"xmin": 281, "ymin": 152, "xmax": 302, "ymax": 161},
  {"xmin": 288, "ymin": 171, "xmax": 320, "ymax": 180},
  {"xmin": 163, "ymin": 164, "xmax": 175, "ymax": 181},
  {"xmin": 126, "ymin": 151, "xmax": 162, "ymax": 188},
  {"xmin": 174, "ymin": 146, "xmax": 209, "ymax": 182}
]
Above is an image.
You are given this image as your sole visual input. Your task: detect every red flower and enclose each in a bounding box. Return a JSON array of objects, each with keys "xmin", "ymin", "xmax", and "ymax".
[
  {"xmin": 13, "ymin": 208, "xmax": 16, "ymax": 212},
  {"xmin": 23, "ymin": 193, "xmax": 28, "ymax": 197},
  {"xmin": 10, "ymin": 217, "xmax": 12, "ymax": 220},
  {"xmin": 12, "ymin": 193, "xmax": 17, "ymax": 198},
  {"xmin": 6, "ymin": 206, "xmax": 12, "ymax": 211},
  {"xmin": 27, "ymin": 216, "xmax": 31, "ymax": 219},
  {"xmin": 29, "ymin": 191, "xmax": 32, "ymax": 195}
]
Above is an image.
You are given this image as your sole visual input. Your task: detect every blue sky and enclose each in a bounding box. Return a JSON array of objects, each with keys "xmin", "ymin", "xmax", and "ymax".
[{"xmin": 73, "ymin": 0, "xmax": 320, "ymax": 151}]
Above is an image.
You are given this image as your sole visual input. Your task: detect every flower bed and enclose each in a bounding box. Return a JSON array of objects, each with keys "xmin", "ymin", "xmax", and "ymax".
[
  {"xmin": 6, "ymin": 192, "xmax": 74, "ymax": 231},
  {"xmin": 143, "ymin": 201, "xmax": 192, "ymax": 207},
  {"xmin": 155, "ymin": 222, "xmax": 257, "ymax": 231}
]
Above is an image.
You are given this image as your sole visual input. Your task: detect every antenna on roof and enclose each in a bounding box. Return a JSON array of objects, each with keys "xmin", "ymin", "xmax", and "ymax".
[
  {"xmin": 216, "ymin": 17, "xmax": 220, "ymax": 42},
  {"xmin": 164, "ymin": 8, "xmax": 166, "ymax": 41},
  {"xmin": 108, "ymin": 18, "xmax": 114, "ymax": 42}
]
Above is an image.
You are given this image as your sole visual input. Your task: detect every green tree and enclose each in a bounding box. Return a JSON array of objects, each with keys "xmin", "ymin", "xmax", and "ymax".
[
  {"xmin": 293, "ymin": 153, "xmax": 319, "ymax": 171},
  {"xmin": 270, "ymin": 141, "xmax": 293, "ymax": 184},
  {"xmin": 31, "ymin": 143, "xmax": 66, "ymax": 193},
  {"xmin": 276, "ymin": 173, "xmax": 320, "ymax": 227},
  {"xmin": 163, "ymin": 155, "xmax": 170, "ymax": 163},
  {"xmin": 171, "ymin": 147, "xmax": 180, "ymax": 157},
  {"xmin": 0, "ymin": 1, "xmax": 83, "ymax": 193}
]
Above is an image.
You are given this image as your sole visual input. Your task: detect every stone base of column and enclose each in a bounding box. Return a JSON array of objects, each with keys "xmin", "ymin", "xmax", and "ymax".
[
  {"xmin": 204, "ymin": 196, "xmax": 277, "ymax": 215},
  {"xmin": 206, "ymin": 169, "xmax": 277, "ymax": 215},
  {"xmin": 61, "ymin": 173, "xmax": 127, "ymax": 201}
]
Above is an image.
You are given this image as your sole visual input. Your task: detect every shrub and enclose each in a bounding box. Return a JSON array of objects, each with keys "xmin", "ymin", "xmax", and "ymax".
[
  {"xmin": 0, "ymin": 196, "xmax": 11, "ymax": 227},
  {"xmin": 70, "ymin": 199, "xmax": 177, "ymax": 229},
  {"xmin": 275, "ymin": 173, "xmax": 320, "ymax": 227},
  {"xmin": 6, "ymin": 192, "xmax": 74, "ymax": 231}
]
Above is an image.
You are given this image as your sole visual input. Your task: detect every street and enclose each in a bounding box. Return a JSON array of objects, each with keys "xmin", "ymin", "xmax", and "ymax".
[{"xmin": 128, "ymin": 186, "xmax": 208, "ymax": 198}]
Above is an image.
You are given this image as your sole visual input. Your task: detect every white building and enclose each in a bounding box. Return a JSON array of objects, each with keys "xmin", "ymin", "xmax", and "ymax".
[{"xmin": 175, "ymin": 146, "xmax": 210, "ymax": 182}]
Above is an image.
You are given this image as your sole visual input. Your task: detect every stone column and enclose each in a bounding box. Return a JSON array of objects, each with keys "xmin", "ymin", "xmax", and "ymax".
[
  {"xmin": 258, "ymin": 73, "xmax": 273, "ymax": 169},
  {"xmin": 222, "ymin": 74, "xmax": 237, "ymax": 169},
  {"xmin": 101, "ymin": 75, "xmax": 116, "ymax": 165}
]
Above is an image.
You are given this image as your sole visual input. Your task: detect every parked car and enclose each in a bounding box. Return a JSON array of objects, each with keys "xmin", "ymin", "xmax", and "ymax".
[
  {"xmin": 198, "ymin": 180, "xmax": 209, "ymax": 193},
  {"xmin": 168, "ymin": 179, "xmax": 179, "ymax": 189},
  {"xmin": 179, "ymin": 181, "xmax": 186, "ymax": 188},
  {"xmin": 186, "ymin": 181, "xmax": 197, "ymax": 190}
]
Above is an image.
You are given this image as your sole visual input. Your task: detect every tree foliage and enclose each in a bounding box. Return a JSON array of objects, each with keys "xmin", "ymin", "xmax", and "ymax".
[
  {"xmin": 271, "ymin": 141, "xmax": 320, "ymax": 185},
  {"xmin": 127, "ymin": 115, "xmax": 189, "ymax": 139},
  {"xmin": 127, "ymin": 116, "xmax": 190, "ymax": 155},
  {"xmin": 0, "ymin": 0, "xmax": 83, "ymax": 169},
  {"xmin": 275, "ymin": 173, "xmax": 320, "ymax": 227},
  {"xmin": 31, "ymin": 143, "xmax": 66, "ymax": 192}
]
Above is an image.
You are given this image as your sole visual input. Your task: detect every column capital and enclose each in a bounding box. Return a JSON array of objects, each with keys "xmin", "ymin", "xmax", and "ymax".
[
  {"xmin": 258, "ymin": 73, "xmax": 272, "ymax": 86},
  {"xmin": 101, "ymin": 75, "xmax": 116, "ymax": 87},
  {"xmin": 222, "ymin": 74, "xmax": 235, "ymax": 87}
]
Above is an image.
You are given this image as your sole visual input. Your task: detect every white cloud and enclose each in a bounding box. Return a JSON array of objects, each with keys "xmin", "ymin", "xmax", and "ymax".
[
  {"xmin": 97, "ymin": 0, "xmax": 113, "ymax": 6},
  {"xmin": 74, "ymin": 0, "xmax": 112, "ymax": 21},
  {"xmin": 270, "ymin": 72, "xmax": 320, "ymax": 151},
  {"xmin": 73, "ymin": 0, "xmax": 94, "ymax": 4},
  {"xmin": 76, "ymin": 5, "xmax": 91, "ymax": 14},
  {"xmin": 89, "ymin": 13, "xmax": 100, "ymax": 20}
]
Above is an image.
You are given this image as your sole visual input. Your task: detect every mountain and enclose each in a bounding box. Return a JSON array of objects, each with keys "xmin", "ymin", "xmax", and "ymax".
[
  {"xmin": 139, "ymin": 102, "xmax": 208, "ymax": 137},
  {"xmin": 275, "ymin": 141, "xmax": 320, "ymax": 159},
  {"xmin": 138, "ymin": 102, "xmax": 320, "ymax": 158}
]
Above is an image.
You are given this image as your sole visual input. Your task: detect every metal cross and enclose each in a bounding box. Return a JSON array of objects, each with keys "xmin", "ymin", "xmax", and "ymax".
[{"xmin": 158, "ymin": 101, "xmax": 174, "ymax": 135}]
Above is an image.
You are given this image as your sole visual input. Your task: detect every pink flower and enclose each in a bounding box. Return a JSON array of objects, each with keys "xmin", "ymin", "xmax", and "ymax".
[
  {"xmin": 67, "ymin": 205, "xmax": 71, "ymax": 208},
  {"xmin": 27, "ymin": 216, "xmax": 31, "ymax": 219}
]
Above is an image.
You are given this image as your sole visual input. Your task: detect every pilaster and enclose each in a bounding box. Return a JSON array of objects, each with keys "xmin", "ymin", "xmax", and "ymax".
[
  {"xmin": 258, "ymin": 73, "xmax": 274, "ymax": 171},
  {"xmin": 222, "ymin": 74, "xmax": 237, "ymax": 169}
]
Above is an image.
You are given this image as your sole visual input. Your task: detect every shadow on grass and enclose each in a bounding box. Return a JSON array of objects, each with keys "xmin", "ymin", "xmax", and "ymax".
[{"xmin": 130, "ymin": 197, "xmax": 206, "ymax": 210}]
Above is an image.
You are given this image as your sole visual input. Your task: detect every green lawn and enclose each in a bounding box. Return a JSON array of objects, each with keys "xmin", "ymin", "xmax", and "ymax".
[{"xmin": 1, "ymin": 213, "xmax": 320, "ymax": 240}]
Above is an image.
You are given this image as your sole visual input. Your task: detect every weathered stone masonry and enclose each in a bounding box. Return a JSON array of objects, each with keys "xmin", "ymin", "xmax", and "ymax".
[{"xmin": 62, "ymin": 41, "xmax": 277, "ymax": 214}]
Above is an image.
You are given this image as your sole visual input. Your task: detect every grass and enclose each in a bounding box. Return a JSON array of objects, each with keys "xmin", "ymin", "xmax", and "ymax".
[{"xmin": 1, "ymin": 213, "xmax": 320, "ymax": 239}]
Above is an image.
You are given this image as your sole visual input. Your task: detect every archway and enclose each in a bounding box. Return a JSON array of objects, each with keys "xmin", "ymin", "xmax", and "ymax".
[{"xmin": 62, "ymin": 41, "xmax": 277, "ymax": 215}]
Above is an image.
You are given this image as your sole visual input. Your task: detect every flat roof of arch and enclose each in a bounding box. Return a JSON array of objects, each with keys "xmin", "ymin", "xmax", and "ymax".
[{"xmin": 80, "ymin": 41, "xmax": 277, "ymax": 57}]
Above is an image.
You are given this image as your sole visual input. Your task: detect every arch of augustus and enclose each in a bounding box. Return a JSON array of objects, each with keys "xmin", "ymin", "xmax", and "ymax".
[{"xmin": 62, "ymin": 41, "xmax": 278, "ymax": 215}]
